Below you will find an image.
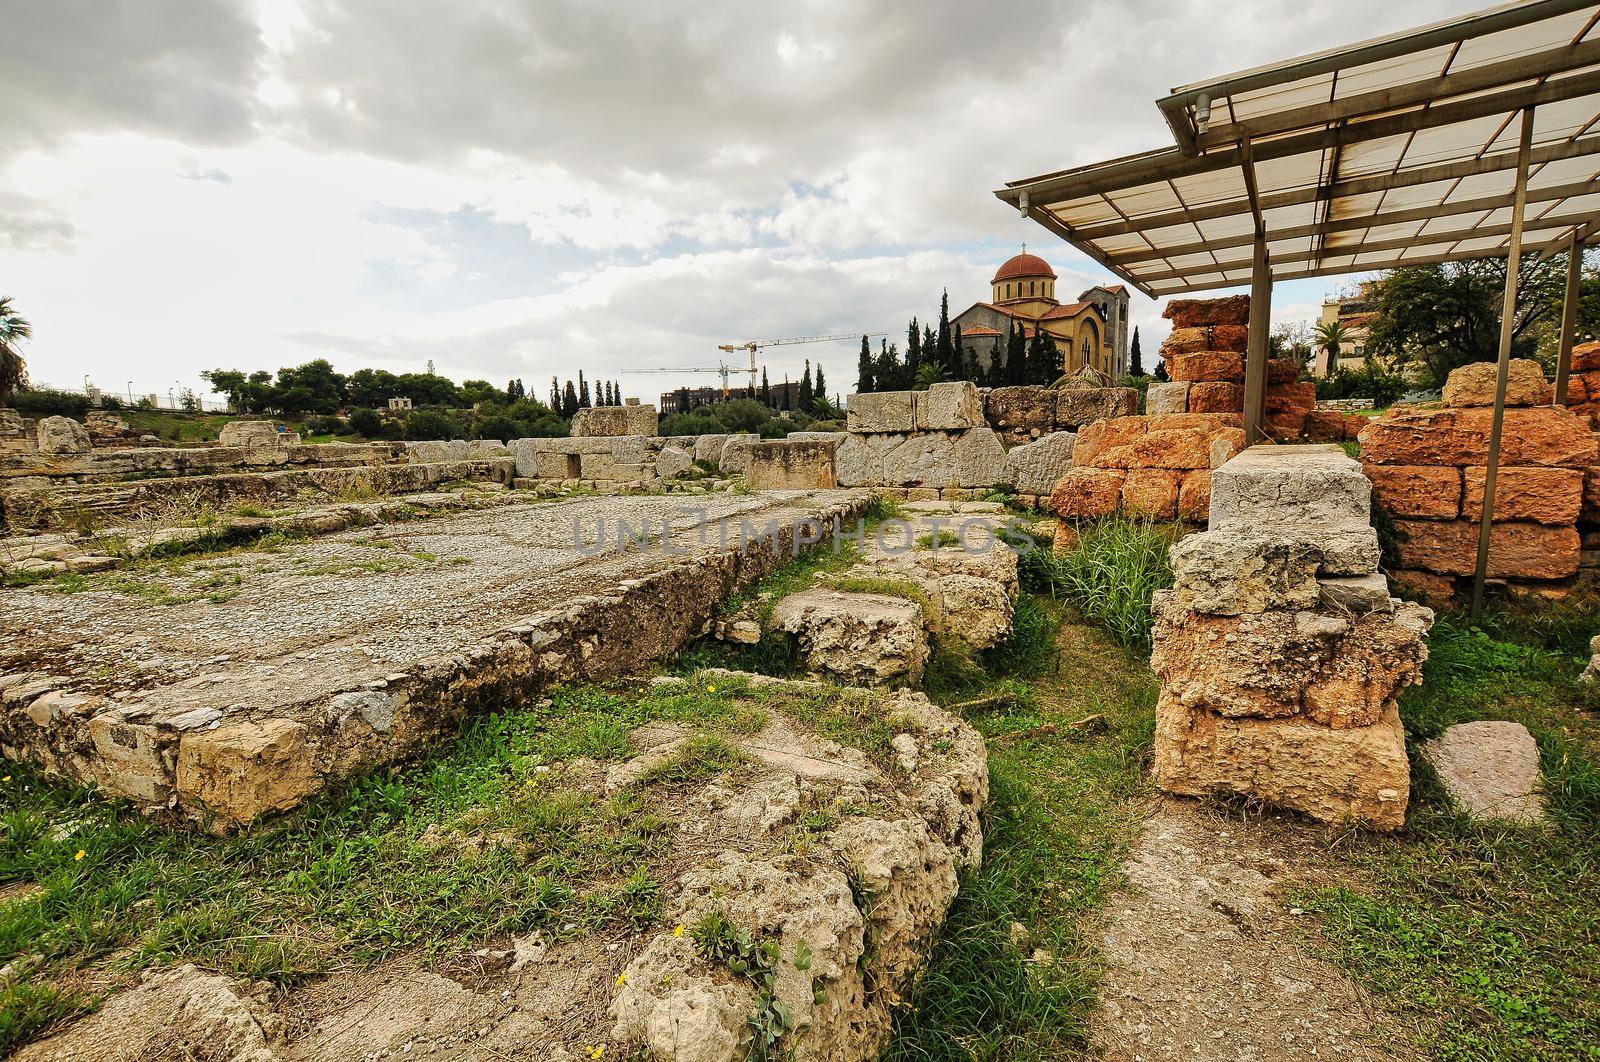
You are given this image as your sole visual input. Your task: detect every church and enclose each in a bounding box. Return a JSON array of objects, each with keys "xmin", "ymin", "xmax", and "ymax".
[{"xmin": 952, "ymin": 251, "xmax": 1130, "ymax": 379}]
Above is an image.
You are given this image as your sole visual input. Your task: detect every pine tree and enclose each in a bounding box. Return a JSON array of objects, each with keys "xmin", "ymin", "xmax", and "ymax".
[
  {"xmin": 1130, "ymin": 327, "xmax": 1144, "ymax": 376},
  {"xmin": 857, "ymin": 335, "xmax": 874, "ymax": 394},
  {"xmin": 906, "ymin": 317, "xmax": 922, "ymax": 382},
  {"xmin": 813, "ymin": 363, "xmax": 826, "ymax": 406},
  {"xmin": 760, "ymin": 367, "xmax": 771, "ymax": 407},
  {"xmin": 799, "ymin": 359, "xmax": 813, "ymax": 410},
  {"xmin": 1004, "ymin": 321, "xmax": 1025, "ymax": 385},
  {"xmin": 562, "ymin": 380, "xmax": 579, "ymax": 418}
]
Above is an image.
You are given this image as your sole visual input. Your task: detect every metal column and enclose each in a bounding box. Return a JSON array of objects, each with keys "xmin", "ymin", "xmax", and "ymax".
[
  {"xmin": 1244, "ymin": 231, "xmax": 1271, "ymax": 444},
  {"xmin": 1555, "ymin": 228, "xmax": 1581, "ymax": 406},
  {"xmin": 1471, "ymin": 106, "xmax": 1536, "ymax": 617}
]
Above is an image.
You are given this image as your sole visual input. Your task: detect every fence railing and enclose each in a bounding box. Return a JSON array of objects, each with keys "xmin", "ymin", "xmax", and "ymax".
[{"xmin": 26, "ymin": 383, "xmax": 231, "ymax": 413}]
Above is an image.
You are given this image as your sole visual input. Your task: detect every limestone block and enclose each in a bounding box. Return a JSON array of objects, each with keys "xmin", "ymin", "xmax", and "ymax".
[
  {"xmin": 34, "ymin": 415, "xmax": 92, "ymax": 455},
  {"xmin": 1421, "ymin": 720, "xmax": 1545, "ymax": 823},
  {"xmin": 469, "ymin": 439, "xmax": 509, "ymax": 457},
  {"xmin": 1163, "ymin": 295, "xmax": 1250, "ymax": 328},
  {"xmin": 533, "ymin": 450, "xmax": 582, "ymax": 479},
  {"xmin": 1187, "ymin": 381, "xmax": 1243, "ymax": 413},
  {"xmin": 1147, "ymin": 412, "xmax": 1243, "ymax": 432},
  {"xmin": 935, "ymin": 573, "xmax": 1014, "ymax": 650},
  {"xmin": 217, "ymin": 420, "xmax": 291, "ymax": 448},
  {"xmin": 948, "ymin": 427, "xmax": 1006, "ymax": 488},
  {"xmin": 769, "ymin": 588, "xmax": 928, "ymax": 686},
  {"xmin": 835, "ymin": 433, "xmax": 898, "ymax": 487},
  {"xmin": 1443, "ymin": 358, "xmax": 1553, "ymax": 408},
  {"xmin": 693, "ymin": 433, "xmax": 733, "ymax": 466},
  {"xmin": 1161, "ymin": 324, "xmax": 1249, "ymax": 355},
  {"xmin": 717, "ymin": 434, "xmax": 761, "ymax": 475},
  {"xmin": 175, "ymin": 719, "xmax": 322, "ymax": 827},
  {"xmin": 406, "ymin": 440, "xmax": 470, "ymax": 464},
  {"xmin": 579, "ymin": 452, "xmax": 621, "ymax": 479},
  {"xmin": 1097, "ymin": 428, "xmax": 1214, "ymax": 470},
  {"xmin": 85, "ymin": 711, "xmax": 170, "ymax": 804},
  {"xmin": 1177, "ymin": 469, "xmax": 1211, "ymax": 522},
  {"xmin": 1073, "ymin": 416, "xmax": 1148, "ymax": 467},
  {"xmin": 1393, "ymin": 519, "xmax": 1581, "ymax": 580},
  {"xmin": 1004, "ymin": 431, "xmax": 1077, "ymax": 495},
  {"xmin": 1209, "ymin": 444, "xmax": 1370, "ymax": 530},
  {"xmin": 1154, "ymin": 697, "xmax": 1410, "ymax": 831},
  {"xmin": 1461, "ymin": 465, "xmax": 1583, "ymax": 526},
  {"xmin": 571, "ymin": 404, "xmax": 658, "ymax": 438},
  {"xmin": 1366, "ymin": 464, "xmax": 1462, "ymax": 520},
  {"xmin": 883, "ymin": 433, "xmax": 955, "ymax": 487},
  {"xmin": 1358, "ymin": 406, "xmax": 1597, "ymax": 468},
  {"xmin": 848, "ymin": 390, "xmax": 917, "ymax": 434},
  {"xmin": 1169, "ymin": 529, "xmax": 1324, "ymax": 616},
  {"xmin": 1145, "ymin": 382, "xmax": 1190, "ymax": 416},
  {"xmin": 984, "ymin": 386, "xmax": 1057, "ymax": 440},
  {"xmin": 916, "ymin": 381, "xmax": 984, "ymax": 431},
  {"xmin": 743, "ymin": 439, "xmax": 839, "ymax": 490},
  {"xmin": 655, "ymin": 445, "xmax": 694, "ymax": 480},
  {"xmin": 1168, "ymin": 351, "xmax": 1245, "ymax": 384},
  {"xmin": 1055, "ymin": 386, "xmax": 1139, "ymax": 431},
  {"xmin": 1318, "ymin": 572, "xmax": 1394, "ymax": 614},
  {"xmin": 1048, "ymin": 468, "xmax": 1126, "ymax": 518},
  {"xmin": 1120, "ymin": 468, "xmax": 1181, "ymax": 519},
  {"xmin": 1268, "ymin": 358, "xmax": 1303, "ymax": 385}
]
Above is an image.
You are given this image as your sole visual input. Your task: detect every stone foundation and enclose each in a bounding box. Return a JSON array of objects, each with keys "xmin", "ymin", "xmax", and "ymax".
[
  {"xmin": 1150, "ymin": 296, "xmax": 1316, "ymax": 438},
  {"xmin": 1150, "ymin": 444, "xmax": 1432, "ymax": 830},
  {"xmin": 1046, "ymin": 412, "xmax": 1245, "ymax": 523}
]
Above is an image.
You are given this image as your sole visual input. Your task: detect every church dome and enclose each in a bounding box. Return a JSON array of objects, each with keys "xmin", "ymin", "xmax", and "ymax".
[{"xmin": 992, "ymin": 253, "xmax": 1056, "ymax": 283}]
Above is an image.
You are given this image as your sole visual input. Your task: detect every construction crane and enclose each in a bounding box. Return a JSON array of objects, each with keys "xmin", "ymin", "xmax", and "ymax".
[{"xmin": 623, "ymin": 332, "xmax": 885, "ymax": 398}]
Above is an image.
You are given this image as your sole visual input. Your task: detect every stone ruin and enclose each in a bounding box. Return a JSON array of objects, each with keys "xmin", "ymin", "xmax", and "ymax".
[
  {"xmin": 1149, "ymin": 444, "xmax": 1433, "ymax": 831},
  {"xmin": 570, "ymin": 401, "xmax": 659, "ymax": 438},
  {"xmin": 1361, "ymin": 358, "xmax": 1597, "ymax": 605},
  {"xmin": 1047, "ymin": 412, "xmax": 1245, "ymax": 523}
]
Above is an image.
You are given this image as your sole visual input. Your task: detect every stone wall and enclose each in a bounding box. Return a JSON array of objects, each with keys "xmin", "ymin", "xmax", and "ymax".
[
  {"xmin": 743, "ymin": 438, "xmax": 839, "ymax": 489},
  {"xmin": 839, "ymin": 382, "xmax": 1008, "ymax": 492},
  {"xmin": 1360, "ymin": 359, "xmax": 1596, "ymax": 604},
  {"xmin": 509, "ymin": 433, "xmax": 750, "ymax": 491},
  {"xmin": 983, "ymin": 384, "xmax": 1137, "ymax": 445},
  {"xmin": 570, "ymin": 403, "xmax": 659, "ymax": 438},
  {"xmin": 1147, "ymin": 296, "xmax": 1317, "ymax": 438},
  {"xmin": 1046, "ymin": 412, "xmax": 1246, "ymax": 523},
  {"xmin": 1150, "ymin": 444, "xmax": 1433, "ymax": 831}
]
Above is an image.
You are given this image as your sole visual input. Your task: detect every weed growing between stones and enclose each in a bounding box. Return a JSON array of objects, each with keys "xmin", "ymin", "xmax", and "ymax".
[
  {"xmin": 1297, "ymin": 610, "xmax": 1600, "ymax": 1060},
  {"xmin": 1022, "ymin": 516, "xmax": 1178, "ymax": 652},
  {"xmin": 690, "ymin": 909, "xmax": 821, "ymax": 1059}
]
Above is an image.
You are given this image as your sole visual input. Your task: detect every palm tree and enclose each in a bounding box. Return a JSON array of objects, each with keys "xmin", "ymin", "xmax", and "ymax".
[
  {"xmin": 1312, "ymin": 319, "xmax": 1353, "ymax": 375},
  {"xmin": 914, "ymin": 361, "xmax": 947, "ymax": 391},
  {"xmin": 0, "ymin": 296, "xmax": 30, "ymax": 403}
]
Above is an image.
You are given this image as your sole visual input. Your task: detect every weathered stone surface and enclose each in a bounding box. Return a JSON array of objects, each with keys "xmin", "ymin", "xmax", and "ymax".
[
  {"xmin": 1187, "ymin": 381, "xmax": 1243, "ymax": 413},
  {"xmin": 1209, "ymin": 427, "xmax": 1247, "ymax": 468},
  {"xmin": 769, "ymin": 589, "xmax": 928, "ymax": 685},
  {"xmin": 916, "ymin": 381, "xmax": 983, "ymax": 431},
  {"xmin": 717, "ymin": 434, "xmax": 761, "ymax": 474},
  {"xmin": 947, "ymin": 427, "xmax": 1007, "ymax": 488},
  {"xmin": 1317, "ymin": 572, "xmax": 1394, "ymax": 614},
  {"xmin": 1394, "ymin": 518, "xmax": 1581, "ymax": 579},
  {"xmin": 1267, "ymin": 358, "xmax": 1303, "ymax": 386},
  {"xmin": 1366, "ymin": 464, "xmax": 1462, "ymax": 520},
  {"xmin": 1168, "ymin": 351, "xmax": 1245, "ymax": 384},
  {"xmin": 655, "ymin": 444, "xmax": 694, "ymax": 480},
  {"xmin": 1055, "ymin": 386, "xmax": 1138, "ymax": 430},
  {"xmin": 1305, "ymin": 409, "xmax": 1365, "ymax": 442},
  {"xmin": 406, "ymin": 439, "xmax": 471, "ymax": 464},
  {"xmin": 33, "ymin": 415, "xmax": 92, "ymax": 455},
  {"xmin": 1358, "ymin": 406, "xmax": 1597, "ymax": 468},
  {"xmin": 1169, "ymin": 530, "xmax": 1323, "ymax": 616},
  {"xmin": 1572, "ymin": 339, "xmax": 1600, "ymax": 372},
  {"xmin": 744, "ymin": 439, "xmax": 839, "ymax": 489},
  {"xmin": 934, "ymin": 573, "xmax": 1014, "ymax": 650},
  {"xmin": 1120, "ymin": 468, "xmax": 1181, "ymax": 519},
  {"xmin": 834, "ymin": 433, "xmax": 895, "ymax": 487},
  {"xmin": 1163, "ymin": 295, "xmax": 1250, "ymax": 328},
  {"xmin": 1049, "ymin": 468, "xmax": 1126, "ymax": 518},
  {"xmin": 1461, "ymin": 465, "xmax": 1583, "ymax": 525},
  {"xmin": 983, "ymin": 385, "xmax": 1057, "ymax": 441},
  {"xmin": 692, "ymin": 433, "xmax": 734, "ymax": 465},
  {"xmin": 1389, "ymin": 568, "xmax": 1459, "ymax": 608},
  {"xmin": 848, "ymin": 390, "xmax": 916, "ymax": 434},
  {"xmin": 1099, "ymin": 428, "xmax": 1214, "ymax": 470},
  {"xmin": 1161, "ymin": 324, "xmax": 1248, "ymax": 355},
  {"xmin": 1145, "ymin": 381, "xmax": 1190, "ymax": 415},
  {"xmin": 175, "ymin": 719, "xmax": 321, "ymax": 830},
  {"xmin": 1154, "ymin": 697, "xmax": 1411, "ymax": 831},
  {"xmin": 1073, "ymin": 416, "xmax": 1148, "ymax": 467},
  {"xmin": 571, "ymin": 404, "xmax": 658, "ymax": 438},
  {"xmin": 883, "ymin": 433, "xmax": 955, "ymax": 487},
  {"xmin": 1442, "ymin": 358, "xmax": 1553, "ymax": 408},
  {"xmin": 1004, "ymin": 431, "xmax": 1076, "ymax": 495},
  {"xmin": 1210, "ymin": 444, "xmax": 1370, "ymax": 530},
  {"xmin": 1421, "ymin": 720, "xmax": 1545, "ymax": 823},
  {"xmin": 218, "ymin": 420, "xmax": 293, "ymax": 449},
  {"xmin": 1177, "ymin": 469, "xmax": 1211, "ymax": 522}
]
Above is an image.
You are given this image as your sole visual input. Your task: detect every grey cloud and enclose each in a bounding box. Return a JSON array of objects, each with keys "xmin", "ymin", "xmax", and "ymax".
[
  {"xmin": 0, "ymin": 192, "xmax": 75, "ymax": 252},
  {"xmin": 0, "ymin": 0, "xmax": 262, "ymax": 158},
  {"xmin": 179, "ymin": 167, "xmax": 234, "ymax": 184}
]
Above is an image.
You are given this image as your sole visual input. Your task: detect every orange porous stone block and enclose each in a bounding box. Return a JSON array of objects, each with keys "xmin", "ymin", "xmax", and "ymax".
[
  {"xmin": 1163, "ymin": 295, "xmax": 1250, "ymax": 328},
  {"xmin": 1358, "ymin": 407, "xmax": 1597, "ymax": 467},
  {"xmin": 1267, "ymin": 358, "xmax": 1302, "ymax": 385},
  {"xmin": 1365, "ymin": 464, "xmax": 1462, "ymax": 520},
  {"xmin": 1178, "ymin": 470, "xmax": 1211, "ymax": 522},
  {"xmin": 1461, "ymin": 466, "xmax": 1583, "ymax": 526},
  {"xmin": 1168, "ymin": 351, "xmax": 1245, "ymax": 384},
  {"xmin": 1161, "ymin": 324, "xmax": 1249, "ymax": 356},
  {"xmin": 1049, "ymin": 468, "xmax": 1127, "ymax": 518},
  {"xmin": 1121, "ymin": 469, "xmax": 1182, "ymax": 520},
  {"xmin": 1188, "ymin": 382, "xmax": 1244, "ymax": 414},
  {"xmin": 1073, "ymin": 416, "xmax": 1148, "ymax": 468},
  {"xmin": 1394, "ymin": 519, "xmax": 1580, "ymax": 580}
]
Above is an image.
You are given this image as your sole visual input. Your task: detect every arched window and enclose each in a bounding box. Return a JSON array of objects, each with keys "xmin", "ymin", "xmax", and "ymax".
[
  {"xmin": 1004, "ymin": 283, "xmax": 1011, "ymax": 300},
  {"xmin": 1028, "ymin": 281, "xmax": 1035, "ymax": 296}
]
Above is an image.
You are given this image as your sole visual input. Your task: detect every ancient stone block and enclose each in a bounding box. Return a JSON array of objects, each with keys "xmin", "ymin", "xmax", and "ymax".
[
  {"xmin": 1209, "ymin": 427, "xmax": 1247, "ymax": 468},
  {"xmin": 1265, "ymin": 410, "xmax": 1310, "ymax": 439},
  {"xmin": 1210, "ymin": 444, "xmax": 1370, "ymax": 530},
  {"xmin": 1389, "ymin": 568, "xmax": 1458, "ymax": 608},
  {"xmin": 1188, "ymin": 381, "xmax": 1243, "ymax": 413},
  {"xmin": 175, "ymin": 719, "xmax": 321, "ymax": 828},
  {"xmin": 1004, "ymin": 431, "xmax": 1076, "ymax": 495},
  {"xmin": 218, "ymin": 420, "xmax": 292, "ymax": 449},
  {"xmin": 1120, "ymin": 468, "xmax": 1181, "ymax": 519},
  {"xmin": 718, "ymin": 434, "xmax": 761, "ymax": 474},
  {"xmin": 1461, "ymin": 465, "xmax": 1582, "ymax": 525},
  {"xmin": 848, "ymin": 390, "xmax": 917, "ymax": 434},
  {"xmin": 1161, "ymin": 324, "xmax": 1249, "ymax": 355},
  {"xmin": 835, "ymin": 433, "xmax": 896, "ymax": 487},
  {"xmin": 883, "ymin": 433, "xmax": 955, "ymax": 487},
  {"xmin": 406, "ymin": 440, "xmax": 470, "ymax": 464},
  {"xmin": 743, "ymin": 439, "xmax": 839, "ymax": 490},
  {"xmin": 1359, "ymin": 406, "xmax": 1597, "ymax": 468},
  {"xmin": 655, "ymin": 445, "xmax": 694, "ymax": 480},
  {"xmin": 1048, "ymin": 468, "xmax": 1126, "ymax": 518},
  {"xmin": 1366, "ymin": 464, "xmax": 1462, "ymax": 520},
  {"xmin": 1442, "ymin": 358, "xmax": 1553, "ymax": 408},
  {"xmin": 1169, "ymin": 529, "xmax": 1324, "ymax": 616},
  {"xmin": 1268, "ymin": 358, "xmax": 1302, "ymax": 385},
  {"xmin": 34, "ymin": 416, "xmax": 92, "ymax": 455},
  {"xmin": 1055, "ymin": 386, "xmax": 1139, "ymax": 430},
  {"xmin": 693, "ymin": 433, "xmax": 733, "ymax": 465},
  {"xmin": 1163, "ymin": 295, "xmax": 1250, "ymax": 328},
  {"xmin": 1168, "ymin": 351, "xmax": 1245, "ymax": 384},
  {"xmin": 983, "ymin": 385, "xmax": 1056, "ymax": 441},
  {"xmin": 1145, "ymin": 381, "xmax": 1190, "ymax": 415},
  {"xmin": 1177, "ymin": 469, "xmax": 1211, "ymax": 522},
  {"xmin": 948, "ymin": 428, "xmax": 1007, "ymax": 488},
  {"xmin": 1073, "ymin": 416, "xmax": 1147, "ymax": 467},
  {"xmin": 1120, "ymin": 428, "xmax": 1232, "ymax": 471},
  {"xmin": 1305, "ymin": 409, "xmax": 1364, "ymax": 442},
  {"xmin": 1586, "ymin": 465, "xmax": 1600, "ymax": 523},
  {"xmin": 1394, "ymin": 518, "xmax": 1581, "ymax": 579},
  {"xmin": 571, "ymin": 404, "xmax": 659, "ymax": 438},
  {"xmin": 916, "ymin": 382, "xmax": 983, "ymax": 431},
  {"xmin": 769, "ymin": 588, "xmax": 928, "ymax": 686},
  {"xmin": 1265, "ymin": 382, "xmax": 1317, "ymax": 412},
  {"xmin": 1421, "ymin": 720, "xmax": 1545, "ymax": 823},
  {"xmin": 1318, "ymin": 572, "xmax": 1394, "ymax": 614}
]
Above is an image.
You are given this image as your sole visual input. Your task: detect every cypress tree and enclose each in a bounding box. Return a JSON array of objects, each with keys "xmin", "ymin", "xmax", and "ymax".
[
  {"xmin": 578, "ymin": 371, "xmax": 590, "ymax": 408},
  {"xmin": 906, "ymin": 317, "xmax": 922, "ymax": 382},
  {"xmin": 1129, "ymin": 326, "xmax": 1144, "ymax": 376},
  {"xmin": 935, "ymin": 290, "xmax": 954, "ymax": 376},
  {"xmin": 1004, "ymin": 321, "xmax": 1025, "ymax": 385},
  {"xmin": 813, "ymin": 363, "xmax": 826, "ymax": 405},
  {"xmin": 799, "ymin": 359, "xmax": 814, "ymax": 410},
  {"xmin": 562, "ymin": 380, "xmax": 579, "ymax": 418},
  {"xmin": 857, "ymin": 335, "xmax": 874, "ymax": 394},
  {"xmin": 781, "ymin": 375, "xmax": 791, "ymax": 411},
  {"xmin": 922, "ymin": 324, "xmax": 937, "ymax": 384},
  {"xmin": 760, "ymin": 367, "xmax": 771, "ymax": 407},
  {"xmin": 550, "ymin": 377, "xmax": 560, "ymax": 410}
]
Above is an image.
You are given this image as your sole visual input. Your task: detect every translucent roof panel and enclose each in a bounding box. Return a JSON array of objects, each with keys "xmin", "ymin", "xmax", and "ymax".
[{"xmin": 998, "ymin": 0, "xmax": 1600, "ymax": 295}]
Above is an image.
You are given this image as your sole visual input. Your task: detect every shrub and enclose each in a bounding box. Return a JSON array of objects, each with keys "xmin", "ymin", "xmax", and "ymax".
[
  {"xmin": 346, "ymin": 407, "xmax": 384, "ymax": 438},
  {"xmin": 1022, "ymin": 516, "xmax": 1176, "ymax": 652},
  {"xmin": 8, "ymin": 389, "xmax": 90, "ymax": 417},
  {"xmin": 403, "ymin": 407, "xmax": 468, "ymax": 441},
  {"xmin": 660, "ymin": 412, "xmax": 723, "ymax": 437},
  {"xmin": 303, "ymin": 414, "xmax": 347, "ymax": 436},
  {"xmin": 1315, "ymin": 363, "xmax": 1407, "ymax": 407}
]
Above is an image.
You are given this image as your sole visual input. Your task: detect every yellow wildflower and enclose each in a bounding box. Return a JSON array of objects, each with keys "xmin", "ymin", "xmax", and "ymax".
[
  {"xmin": 588, "ymin": 1046, "xmax": 605, "ymax": 1060},
  {"xmin": 74, "ymin": 850, "xmax": 86, "ymax": 862},
  {"xmin": 615, "ymin": 971, "xmax": 629, "ymax": 987},
  {"xmin": 673, "ymin": 924, "xmax": 685, "ymax": 938}
]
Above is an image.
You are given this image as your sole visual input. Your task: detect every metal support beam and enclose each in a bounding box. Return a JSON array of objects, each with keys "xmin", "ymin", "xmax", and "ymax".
[
  {"xmin": 1557, "ymin": 229, "xmax": 1582, "ymax": 406},
  {"xmin": 1472, "ymin": 106, "xmax": 1537, "ymax": 617},
  {"xmin": 1244, "ymin": 231, "xmax": 1271, "ymax": 445}
]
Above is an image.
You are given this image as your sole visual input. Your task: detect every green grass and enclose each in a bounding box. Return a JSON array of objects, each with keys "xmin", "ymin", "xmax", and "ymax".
[
  {"xmin": 1300, "ymin": 610, "xmax": 1600, "ymax": 1061},
  {"xmin": 1022, "ymin": 516, "xmax": 1178, "ymax": 653}
]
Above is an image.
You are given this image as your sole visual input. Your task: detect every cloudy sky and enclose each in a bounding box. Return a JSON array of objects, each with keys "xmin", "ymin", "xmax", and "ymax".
[{"xmin": 1, "ymin": 0, "xmax": 1483, "ymax": 406}]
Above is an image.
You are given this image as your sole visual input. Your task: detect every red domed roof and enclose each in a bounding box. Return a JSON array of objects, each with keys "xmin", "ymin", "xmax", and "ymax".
[{"xmin": 992, "ymin": 253, "xmax": 1056, "ymax": 283}]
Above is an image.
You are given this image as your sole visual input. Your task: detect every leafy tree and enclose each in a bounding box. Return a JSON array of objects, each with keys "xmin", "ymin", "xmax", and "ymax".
[
  {"xmin": 1004, "ymin": 321, "xmax": 1026, "ymax": 385},
  {"xmin": 906, "ymin": 316, "xmax": 922, "ymax": 382},
  {"xmin": 272, "ymin": 358, "xmax": 346, "ymax": 414},
  {"xmin": 551, "ymin": 377, "xmax": 561, "ymax": 411},
  {"xmin": 1130, "ymin": 326, "xmax": 1144, "ymax": 376},
  {"xmin": 914, "ymin": 360, "xmax": 946, "ymax": 390},
  {"xmin": 1271, "ymin": 321, "xmax": 1316, "ymax": 373},
  {"xmin": 200, "ymin": 369, "xmax": 249, "ymax": 410},
  {"xmin": 395, "ymin": 372, "xmax": 461, "ymax": 407},
  {"xmin": 1312, "ymin": 320, "xmax": 1354, "ymax": 374},
  {"xmin": 403, "ymin": 407, "xmax": 468, "ymax": 440},
  {"xmin": 781, "ymin": 375, "xmax": 792, "ymax": 411},
  {"xmin": 348, "ymin": 407, "xmax": 384, "ymax": 437},
  {"xmin": 461, "ymin": 379, "xmax": 503, "ymax": 406},
  {"xmin": 0, "ymin": 295, "xmax": 29, "ymax": 403},
  {"xmin": 873, "ymin": 339, "xmax": 901, "ymax": 392},
  {"xmin": 346, "ymin": 368, "xmax": 401, "ymax": 408},
  {"xmin": 856, "ymin": 335, "xmax": 874, "ymax": 394}
]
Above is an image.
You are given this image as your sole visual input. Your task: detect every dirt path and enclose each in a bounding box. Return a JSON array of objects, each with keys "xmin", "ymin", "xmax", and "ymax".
[{"xmin": 1089, "ymin": 799, "xmax": 1416, "ymax": 1062}]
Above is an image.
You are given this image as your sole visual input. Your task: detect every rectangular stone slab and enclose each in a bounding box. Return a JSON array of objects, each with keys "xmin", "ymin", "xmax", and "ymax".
[{"xmin": 0, "ymin": 490, "xmax": 868, "ymax": 830}]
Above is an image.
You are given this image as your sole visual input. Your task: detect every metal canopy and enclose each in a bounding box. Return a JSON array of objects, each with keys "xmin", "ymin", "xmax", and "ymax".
[{"xmin": 996, "ymin": 0, "xmax": 1600, "ymax": 298}]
